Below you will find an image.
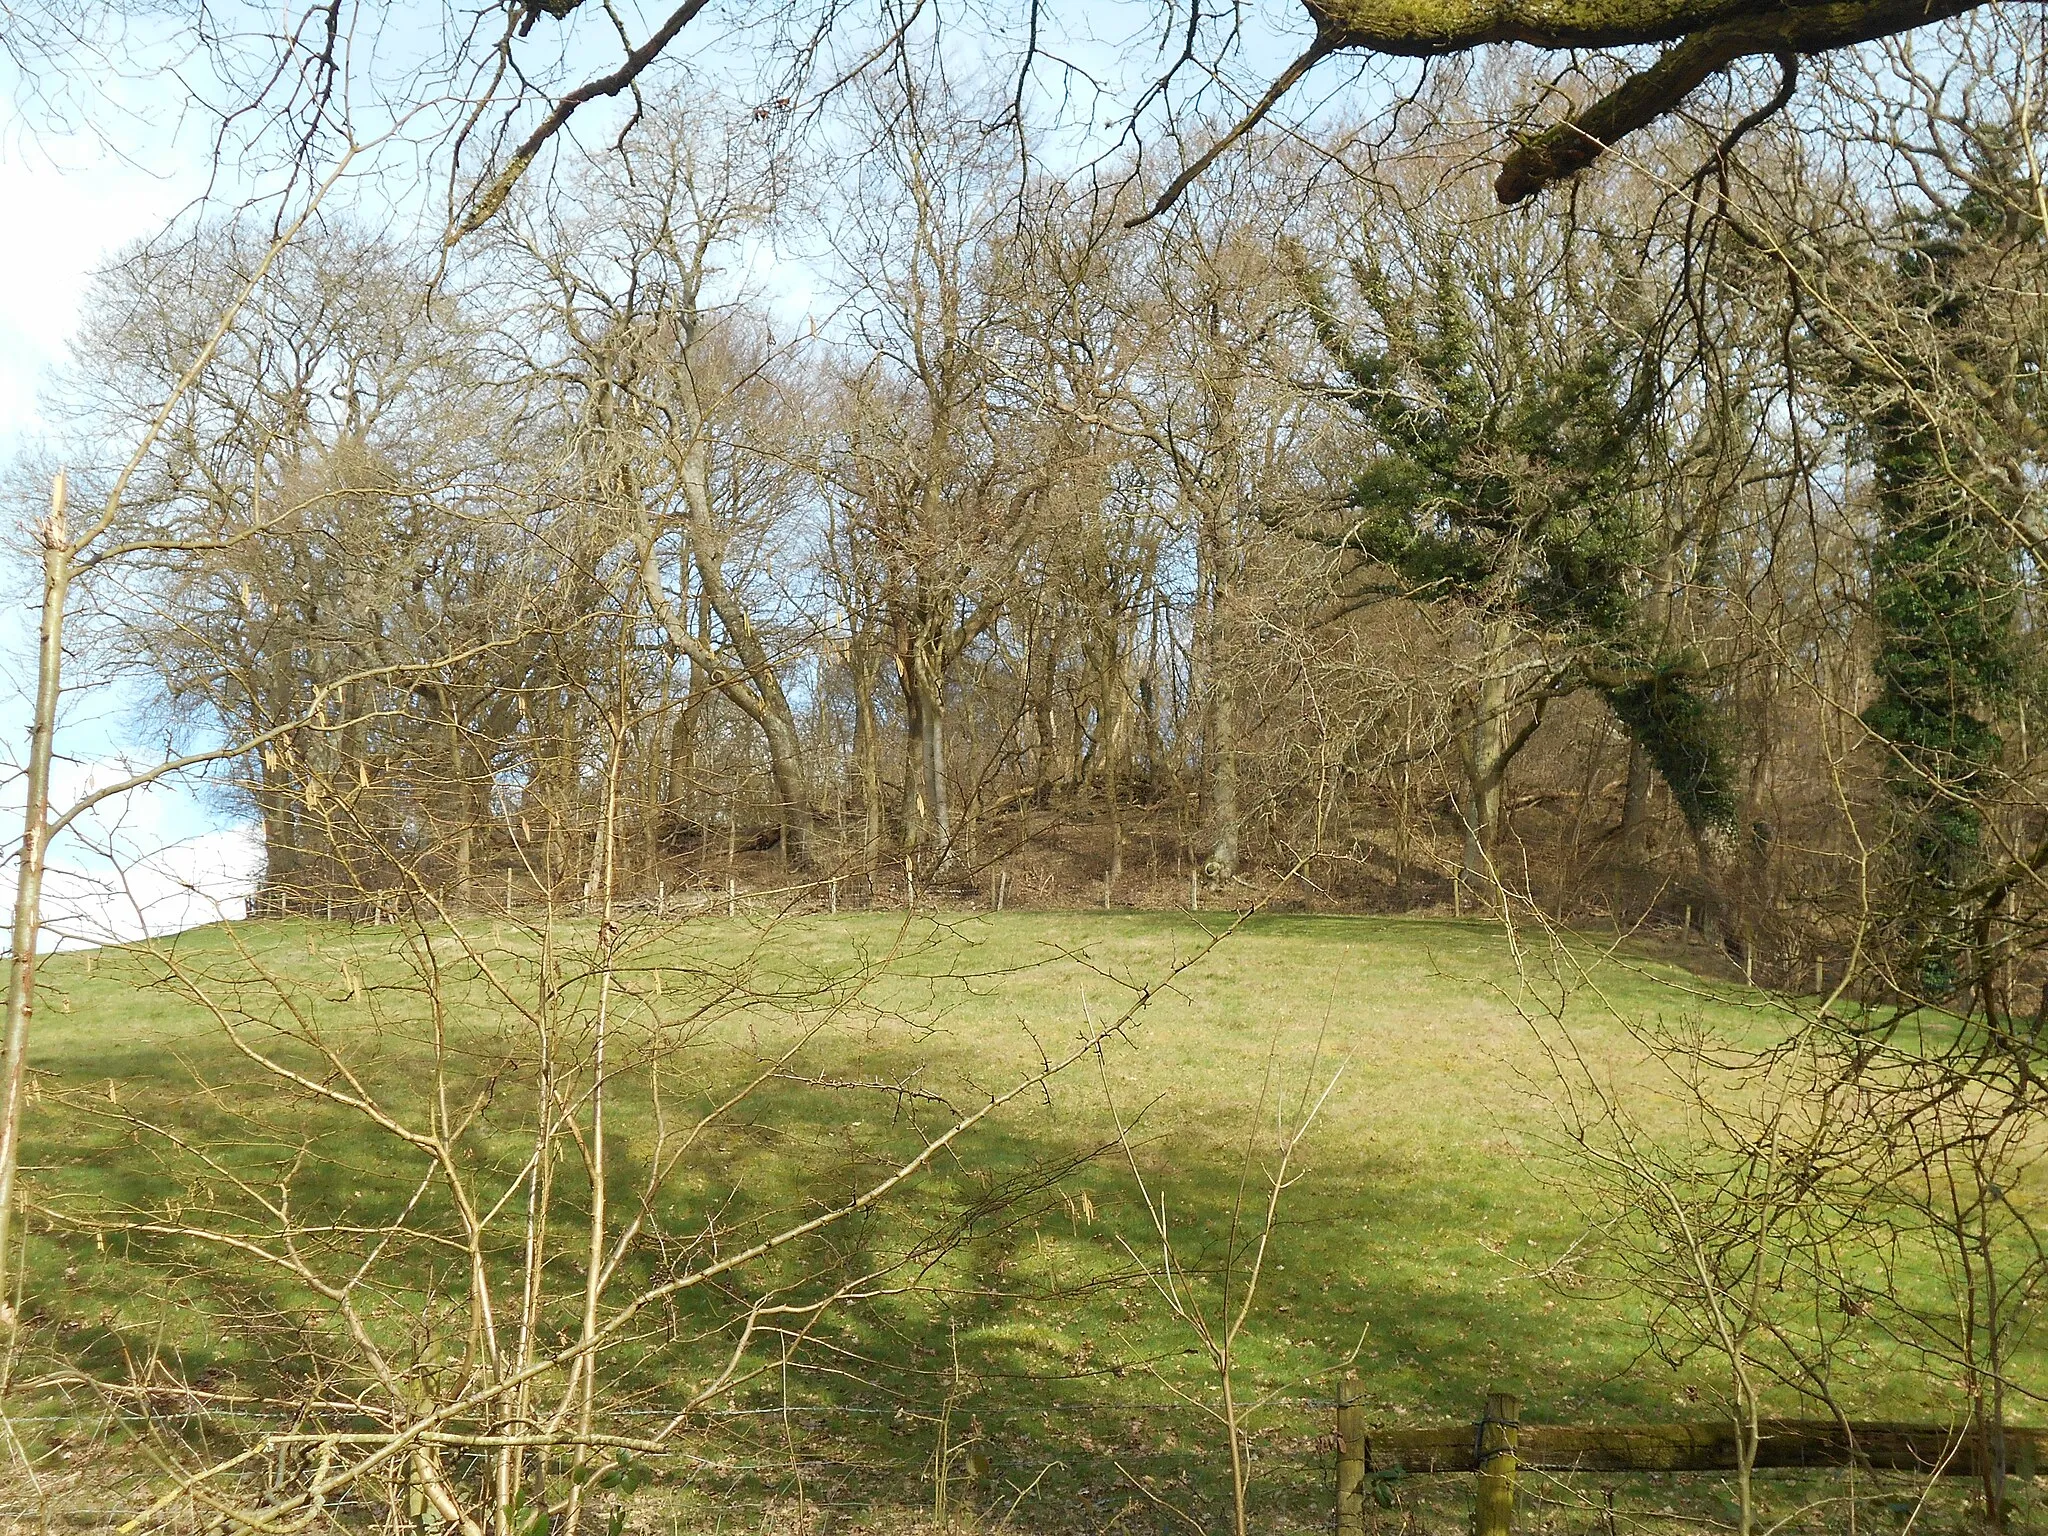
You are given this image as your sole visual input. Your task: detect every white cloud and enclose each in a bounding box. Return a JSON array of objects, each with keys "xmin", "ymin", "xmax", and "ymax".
[
  {"xmin": 0, "ymin": 756, "xmax": 259, "ymax": 949},
  {"xmin": 38, "ymin": 823, "xmax": 260, "ymax": 947}
]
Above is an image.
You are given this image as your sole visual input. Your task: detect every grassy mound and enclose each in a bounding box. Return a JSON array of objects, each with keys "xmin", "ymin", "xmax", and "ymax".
[{"xmin": 9, "ymin": 913, "xmax": 2012, "ymax": 1531}]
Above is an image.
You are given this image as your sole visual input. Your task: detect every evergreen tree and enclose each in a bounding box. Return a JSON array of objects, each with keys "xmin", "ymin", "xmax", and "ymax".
[{"xmin": 1295, "ymin": 238, "xmax": 1741, "ymax": 853}]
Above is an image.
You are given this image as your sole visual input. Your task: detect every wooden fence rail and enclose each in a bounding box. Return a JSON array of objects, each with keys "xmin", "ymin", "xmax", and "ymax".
[{"xmin": 1333, "ymin": 1378, "xmax": 2040, "ymax": 1536}]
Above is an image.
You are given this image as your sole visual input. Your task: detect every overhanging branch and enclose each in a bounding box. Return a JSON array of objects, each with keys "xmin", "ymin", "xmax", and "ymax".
[{"xmin": 1489, "ymin": 0, "xmax": 1984, "ymax": 202}]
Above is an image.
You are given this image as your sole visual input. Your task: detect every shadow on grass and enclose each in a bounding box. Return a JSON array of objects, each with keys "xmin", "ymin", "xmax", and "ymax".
[{"xmin": 10, "ymin": 912, "xmax": 1839, "ymax": 1532}]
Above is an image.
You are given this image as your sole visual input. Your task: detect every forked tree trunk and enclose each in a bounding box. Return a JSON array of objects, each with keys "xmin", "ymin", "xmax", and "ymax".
[
  {"xmin": 1031, "ymin": 674, "xmax": 1060, "ymax": 809},
  {"xmin": 924, "ymin": 702, "xmax": 951, "ymax": 867},
  {"xmin": 676, "ymin": 454, "xmax": 818, "ymax": 869},
  {"xmin": 891, "ymin": 627, "xmax": 953, "ymax": 878}
]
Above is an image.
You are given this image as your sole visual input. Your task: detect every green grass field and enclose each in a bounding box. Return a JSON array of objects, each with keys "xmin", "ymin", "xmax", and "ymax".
[{"xmin": 9, "ymin": 911, "xmax": 2027, "ymax": 1532}]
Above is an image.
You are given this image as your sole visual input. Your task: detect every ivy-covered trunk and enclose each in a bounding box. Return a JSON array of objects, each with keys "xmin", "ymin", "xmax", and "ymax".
[
  {"xmin": 1597, "ymin": 658, "xmax": 1741, "ymax": 936},
  {"xmin": 1861, "ymin": 397, "xmax": 2016, "ymax": 996}
]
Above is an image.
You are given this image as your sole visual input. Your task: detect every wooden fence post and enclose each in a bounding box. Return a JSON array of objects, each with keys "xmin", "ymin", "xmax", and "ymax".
[
  {"xmin": 1336, "ymin": 1374, "xmax": 1366, "ymax": 1536},
  {"xmin": 1474, "ymin": 1391, "xmax": 1520, "ymax": 1536}
]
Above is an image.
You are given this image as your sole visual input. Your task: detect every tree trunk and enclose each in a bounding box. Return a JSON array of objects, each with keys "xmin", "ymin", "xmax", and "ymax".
[
  {"xmin": 760, "ymin": 707, "xmax": 814, "ymax": 869},
  {"xmin": 677, "ymin": 453, "xmax": 818, "ymax": 868},
  {"xmin": 442, "ymin": 689, "xmax": 473, "ymax": 907},
  {"xmin": 662, "ymin": 585, "xmax": 712, "ymax": 843},
  {"xmin": 0, "ymin": 474, "xmax": 69, "ymax": 1323},
  {"xmin": 1461, "ymin": 616, "xmax": 1513, "ymax": 907},
  {"xmin": 1138, "ymin": 672, "xmax": 1163, "ymax": 805},
  {"xmin": 1029, "ymin": 614, "xmax": 1060, "ymax": 809},
  {"xmin": 1205, "ymin": 681, "xmax": 1239, "ymax": 878},
  {"xmin": 545, "ymin": 681, "xmax": 582, "ymax": 904},
  {"xmin": 896, "ymin": 635, "xmax": 953, "ymax": 878},
  {"xmin": 1196, "ymin": 492, "xmax": 1241, "ymax": 878},
  {"xmin": 1100, "ymin": 649, "xmax": 1125, "ymax": 894},
  {"xmin": 917, "ymin": 658, "xmax": 951, "ymax": 872},
  {"xmin": 1619, "ymin": 546, "xmax": 1677, "ymax": 848},
  {"xmin": 850, "ymin": 637, "xmax": 883, "ymax": 876},
  {"xmin": 1619, "ymin": 739, "xmax": 1652, "ymax": 842},
  {"xmin": 253, "ymin": 744, "xmax": 300, "ymax": 917},
  {"xmin": 1032, "ymin": 686, "xmax": 1060, "ymax": 809}
]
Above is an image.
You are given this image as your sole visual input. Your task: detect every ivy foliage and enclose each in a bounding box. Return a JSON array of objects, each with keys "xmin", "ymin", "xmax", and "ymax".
[
  {"xmin": 1852, "ymin": 141, "xmax": 2042, "ymax": 988},
  {"xmin": 1295, "ymin": 237, "xmax": 1739, "ymax": 840}
]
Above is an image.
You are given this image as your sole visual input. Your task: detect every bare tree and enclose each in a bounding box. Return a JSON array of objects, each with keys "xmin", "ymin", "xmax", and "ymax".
[
  {"xmin": 820, "ymin": 65, "xmax": 1047, "ymax": 882},
  {"xmin": 513, "ymin": 105, "xmax": 830, "ymax": 871}
]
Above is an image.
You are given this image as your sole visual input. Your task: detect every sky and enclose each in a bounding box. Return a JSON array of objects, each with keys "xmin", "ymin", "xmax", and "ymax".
[
  {"xmin": 0, "ymin": 84, "xmax": 249, "ymax": 947},
  {"xmin": 0, "ymin": 136, "xmax": 194, "ymax": 460}
]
